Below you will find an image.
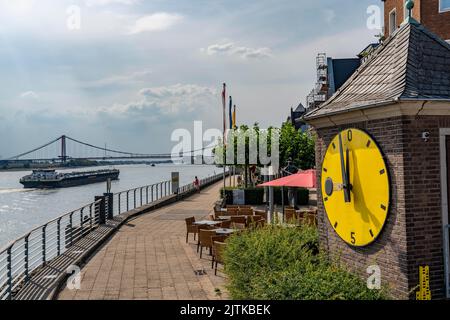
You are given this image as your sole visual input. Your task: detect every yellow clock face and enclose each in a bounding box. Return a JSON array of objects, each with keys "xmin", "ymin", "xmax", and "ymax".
[{"xmin": 321, "ymin": 128, "xmax": 390, "ymax": 247}]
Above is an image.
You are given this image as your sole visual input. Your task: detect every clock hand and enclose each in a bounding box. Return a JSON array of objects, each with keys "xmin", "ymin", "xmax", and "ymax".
[
  {"xmin": 346, "ymin": 147, "xmax": 351, "ymax": 202},
  {"xmin": 338, "ymin": 133, "xmax": 350, "ymax": 203}
]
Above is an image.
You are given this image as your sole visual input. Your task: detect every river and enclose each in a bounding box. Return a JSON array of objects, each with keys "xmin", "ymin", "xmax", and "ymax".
[{"xmin": 0, "ymin": 164, "xmax": 219, "ymax": 248}]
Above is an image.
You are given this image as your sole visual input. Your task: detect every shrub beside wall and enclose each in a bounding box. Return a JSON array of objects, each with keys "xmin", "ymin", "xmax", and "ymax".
[{"xmin": 223, "ymin": 225, "xmax": 389, "ymax": 300}]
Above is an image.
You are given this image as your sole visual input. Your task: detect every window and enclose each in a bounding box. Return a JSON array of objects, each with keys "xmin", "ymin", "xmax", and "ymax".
[
  {"xmin": 389, "ymin": 9, "xmax": 397, "ymax": 35},
  {"xmin": 441, "ymin": 0, "xmax": 450, "ymax": 12}
]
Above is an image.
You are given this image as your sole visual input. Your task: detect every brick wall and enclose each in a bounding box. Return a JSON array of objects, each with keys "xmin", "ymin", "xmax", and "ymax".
[
  {"xmin": 383, "ymin": 0, "xmax": 450, "ymax": 40},
  {"xmin": 421, "ymin": 0, "xmax": 450, "ymax": 40},
  {"xmin": 383, "ymin": 0, "xmax": 422, "ymax": 38},
  {"xmin": 402, "ymin": 115, "xmax": 450, "ymax": 299},
  {"xmin": 315, "ymin": 115, "xmax": 448, "ymax": 300}
]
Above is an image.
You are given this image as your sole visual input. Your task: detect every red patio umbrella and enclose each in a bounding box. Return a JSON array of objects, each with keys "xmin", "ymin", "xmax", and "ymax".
[{"xmin": 257, "ymin": 169, "xmax": 317, "ymax": 188}]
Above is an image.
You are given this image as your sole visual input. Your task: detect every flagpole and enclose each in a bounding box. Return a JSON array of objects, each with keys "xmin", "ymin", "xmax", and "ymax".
[{"xmin": 222, "ymin": 83, "xmax": 227, "ymax": 194}]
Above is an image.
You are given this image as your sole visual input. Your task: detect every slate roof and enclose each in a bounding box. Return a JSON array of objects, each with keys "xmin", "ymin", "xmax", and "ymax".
[
  {"xmin": 293, "ymin": 103, "xmax": 306, "ymax": 113},
  {"xmin": 304, "ymin": 21, "xmax": 450, "ymax": 120}
]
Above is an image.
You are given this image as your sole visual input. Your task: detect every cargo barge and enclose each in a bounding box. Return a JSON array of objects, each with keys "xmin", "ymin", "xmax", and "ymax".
[{"xmin": 20, "ymin": 169, "xmax": 120, "ymax": 189}]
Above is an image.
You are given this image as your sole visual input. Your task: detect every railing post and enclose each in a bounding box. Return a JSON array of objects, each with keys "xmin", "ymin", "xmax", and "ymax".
[
  {"xmin": 140, "ymin": 188, "xmax": 143, "ymax": 206},
  {"xmin": 118, "ymin": 193, "xmax": 121, "ymax": 215},
  {"xmin": 6, "ymin": 246, "xmax": 12, "ymax": 300},
  {"xmin": 146, "ymin": 186, "xmax": 149, "ymax": 204},
  {"xmin": 24, "ymin": 235, "xmax": 29, "ymax": 282},
  {"xmin": 160, "ymin": 183, "xmax": 163, "ymax": 198},
  {"xmin": 151, "ymin": 185, "xmax": 154, "ymax": 202},
  {"xmin": 133, "ymin": 189, "xmax": 137, "ymax": 209},
  {"xmin": 69, "ymin": 213, "xmax": 74, "ymax": 247},
  {"xmin": 95, "ymin": 196, "xmax": 106, "ymax": 224},
  {"xmin": 42, "ymin": 225, "xmax": 47, "ymax": 264},
  {"xmin": 104, "ymin": 193, "xmax": 114, "ymax": 219},
  {"xmin": 156, "ymin": 184, "xmax": 159, "ymax": 200},
  {"xmin": 126, "ymin": 191, "xmax": 130, "ymax": 211},
  {"xmin": 89, "ymin": 205, "xmax": 93, "ymax": 230},
  {"xmin": 57, "ymin": 218, "xmax": 61, "ymax": 256}
]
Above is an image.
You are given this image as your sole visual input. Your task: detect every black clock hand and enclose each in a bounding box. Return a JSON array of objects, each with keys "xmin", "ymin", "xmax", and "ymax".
[
  {"xmin": 346, "ymin": 147, "xmax": 351, "ymax": 202},
  {"xmin": 338, "ymin": 133, "xmax": 350, "ymax": 203}
]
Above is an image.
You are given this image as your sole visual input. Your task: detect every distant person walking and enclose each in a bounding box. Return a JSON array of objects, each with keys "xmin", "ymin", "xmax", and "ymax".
[{"xmin": 194, "ymin": 176, "xmax": 200, "ymax": 192}]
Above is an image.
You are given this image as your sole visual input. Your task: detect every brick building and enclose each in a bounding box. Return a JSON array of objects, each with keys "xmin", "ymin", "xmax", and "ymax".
[
  {"xmin": 304, "ymin": 19, "xmax": 450, "ymax": 299},
  {"xmin": 383, "ymin": 0, "xmax": 450, "ymax": 41}
]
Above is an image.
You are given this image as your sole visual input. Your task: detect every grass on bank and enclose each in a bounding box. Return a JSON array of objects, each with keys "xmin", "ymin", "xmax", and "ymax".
[{"xmin": 223, "ymin": 224, "xmax": 389, "ymax": 300}]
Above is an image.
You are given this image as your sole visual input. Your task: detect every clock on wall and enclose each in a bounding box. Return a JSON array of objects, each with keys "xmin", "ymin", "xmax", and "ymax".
[{"xmin": 321, "ymin": 128, "xmax": 390, "ymax": 247}]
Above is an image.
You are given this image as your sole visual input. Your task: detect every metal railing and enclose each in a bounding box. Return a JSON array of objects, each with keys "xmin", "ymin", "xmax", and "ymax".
[
  {"xmin": 113, "ymin": 180, "xmax": 171, "ymax": 216},
  {"xmin": 0, "ymin": 199, "xmax": 102, "ymax": 300},
  {"xmin": 0, "ymin": 172, "xmax": 226, "ymax": 300}
]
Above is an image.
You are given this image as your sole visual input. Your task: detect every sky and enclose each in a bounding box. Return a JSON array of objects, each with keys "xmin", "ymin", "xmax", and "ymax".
[{"xmin": 0, "ymin": 0, "xmax": 382, "ymax": 157}]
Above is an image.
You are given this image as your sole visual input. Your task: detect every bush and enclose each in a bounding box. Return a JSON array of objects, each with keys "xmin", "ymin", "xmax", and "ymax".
[{"xmin": 223, "ymin": 225, "xmax": 389, "ymax": 300}]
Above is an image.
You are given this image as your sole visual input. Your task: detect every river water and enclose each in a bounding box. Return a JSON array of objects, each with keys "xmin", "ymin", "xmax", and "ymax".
[{"xmin": 0, "ymin": 164, "xmax": 219, "ymax": 248}]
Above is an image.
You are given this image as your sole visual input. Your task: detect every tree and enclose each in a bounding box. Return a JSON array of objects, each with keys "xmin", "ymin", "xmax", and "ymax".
[{"xmin": 279, "ymin": 122, "xmax": 315, "ymax": 171}]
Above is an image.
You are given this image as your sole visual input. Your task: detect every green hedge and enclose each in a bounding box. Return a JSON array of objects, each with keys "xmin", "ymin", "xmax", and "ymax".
[
  {"xmin": 221, "ymin": 187, "xmax": 309, "ymax": 206},
  {"xmin": 223, "ymin": 225, "xmax": 389, "ymax": 300}
]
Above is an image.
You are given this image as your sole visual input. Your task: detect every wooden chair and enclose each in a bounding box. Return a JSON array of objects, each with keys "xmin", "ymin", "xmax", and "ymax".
[
  {"xmin": 220, "ymin": 220, "xmax": 232, "ymax": 229},
  {"xmin": 198, "ymin": 229, "xmax": 217, "ymax": 258},
  {"xmin": 254, "ymin": 210, "xmax": 267, "ymax": 221},
  {"xmin": 196, "ymin": 224, "xmax": 212, "ymax": 252},
  {"xmin": 226, "ymin": 208, "xmax": 239, "ymax": 216},
  {"xmin": 285, "ymin": 208, "xmax": 297, "ymax": 224},
  {"xmin": 226, "ymin": 205, "xmax": 239, "ymax": 209},
  {"xmin": 303, "ymin": 212, "xmax": 317, "ymax": 227},
  {"xmin": 239, "ymin": 208, "xmax": 254, "ymax": 216},
  {"xmin": 212, "ymin": 241, "xmax": 227, "ymax": 275},
  {"xmin": 185, "ymin": 217, "xmax": 198, "ymax": 243},
  {"xmin": 230, "ymin": 216, "xmax": 247, "ymax": 225},
  {"xmin": 231, "ymin": 222, "xmax": 246, "ymax": 230},
  {"xmin": 247, "ymin": 215, "xmax": 263, "ymax": 230},
  {"xmin": 211, "ymin": 235, "xmax": 228, "ymax": 269}
]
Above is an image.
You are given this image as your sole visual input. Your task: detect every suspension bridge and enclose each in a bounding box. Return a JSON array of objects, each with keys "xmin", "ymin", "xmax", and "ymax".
[{"xmin": 1, "ymin": 135, "xmax": 214, "ymax": 163}]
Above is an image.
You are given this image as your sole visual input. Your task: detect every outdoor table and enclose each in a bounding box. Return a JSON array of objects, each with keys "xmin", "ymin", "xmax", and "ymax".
[
  {"xmin": 213, "ymin": 228, "xmax": 238, "ymax": 235},
  {"xmin": 193, "ymin": 220, "xmax": 222, "ymax": 226}
]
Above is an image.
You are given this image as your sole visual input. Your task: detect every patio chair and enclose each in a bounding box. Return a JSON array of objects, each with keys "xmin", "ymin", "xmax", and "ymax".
[
  {"xmin": 303, "ymin": 212, "xmax": 317, "ymax": 227},
  {"xmin": 230, "ymin": 216, "xmax": 247, "ymax": 225},
  {"xmin": 185, "ymin": 217, "xmax": 198, "ymax": 243},
  {"xmin": 196, "ymin": 224, "xmax": 212, "ymax": 252},
  {"xmin": 231, "ymin": 222, "xmax": 246, "ymax": 230},
  {"xmin": 285, "ymin": 208, "xmax": 297, "ymax": 224},
  {"xmin": 211, "ymin": 235, "xmax": 228, "ymax": 268},
  {"xmin": 239, "ymin": 208, "xmax": 254, "ymax": 216},
  {"xmin": 220, "ymin": 220, "xmax": 232, "ymax": 229},
  {"xmin": 198, "ymin": 229, "xmax": 217, "ymax": 259},
  {"xmin": 226, "ymin": 208, "xmax": 239, "ymax": 216},
  {"xmin": 247, "ymin": 215, "xmax": 263, "ymax": 227},
  {"xmin": 254, "ymin": 210, "xmax": 268, "ymax": 221},
  {"xmin": 212, "ymin": 241, "xmax": 227, "ymax": 276}
]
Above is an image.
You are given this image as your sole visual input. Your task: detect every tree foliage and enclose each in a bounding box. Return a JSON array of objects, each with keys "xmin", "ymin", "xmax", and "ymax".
[{"xmin": 279, "ymin": 122, "xmax": 315, "ymax": 170}]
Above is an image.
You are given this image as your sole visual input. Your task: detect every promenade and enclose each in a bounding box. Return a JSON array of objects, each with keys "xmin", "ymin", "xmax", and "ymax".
[{"xmin": 57, "ymin": 181, "xmax": 227, "ymax": 300}]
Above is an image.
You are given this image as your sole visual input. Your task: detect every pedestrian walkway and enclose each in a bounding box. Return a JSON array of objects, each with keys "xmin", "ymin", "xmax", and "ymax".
[{"xmin": 57, "ymin": 182, "xmax": 228, "ymax": 300}]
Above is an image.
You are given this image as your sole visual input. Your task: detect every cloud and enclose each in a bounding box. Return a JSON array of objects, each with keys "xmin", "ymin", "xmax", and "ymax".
[
  {"xmin": 203, "ymin": 42, "xmax": 272, "ymax": 59},
  {"xmin": 103, "ymin": 84, "xmax": 218, "ymax": 119},
  {"xmin": 83, "ymin": 70, "xmax": 153, "ymax": 89},
  {"xmin": 84, "ymin": 0, "xmax": 140, "ymax": 6},
  {"xmin": 323, "ymin": 9, "xmax": 336, "ymax": 24},
  {"xmin": 20, "ymin": 91, "xmax": 39, "ymax": 100},
  {"xmin": 128, "ymin": 13, "xmax": 183, "ymax": 34}
]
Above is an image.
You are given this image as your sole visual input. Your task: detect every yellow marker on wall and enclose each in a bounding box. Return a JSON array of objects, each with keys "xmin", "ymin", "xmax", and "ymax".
[{"xmin": 416, "ymin": 266, "xmax": 431, "ymax": 300}]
